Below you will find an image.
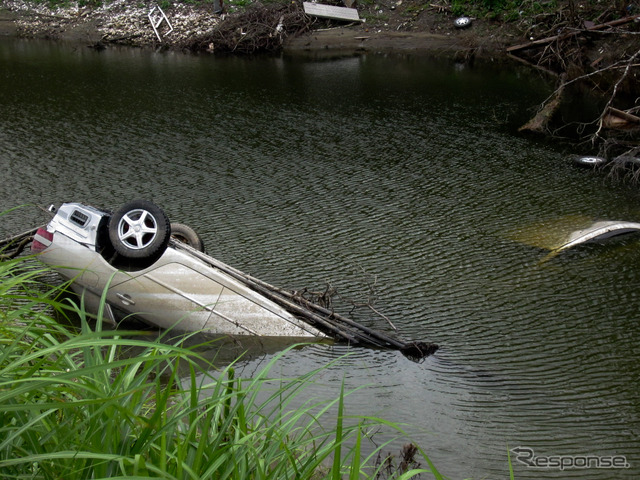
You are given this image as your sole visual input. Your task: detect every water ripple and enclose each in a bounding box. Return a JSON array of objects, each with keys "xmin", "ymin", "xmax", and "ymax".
[{"xmin": 2, "ymin": 43, "xmax": 639, "ymax": 479}]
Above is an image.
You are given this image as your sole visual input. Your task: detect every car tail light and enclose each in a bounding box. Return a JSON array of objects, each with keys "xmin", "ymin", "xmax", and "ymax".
[{"xmin": 31, "ymin": 228, "xmax": 54, "ymax": 253}]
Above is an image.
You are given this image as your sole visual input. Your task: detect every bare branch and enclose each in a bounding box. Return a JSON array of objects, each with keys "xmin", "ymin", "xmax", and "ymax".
[{"xmin": 592, "ymin": 47, "xmax": 640, "ymax": 144}]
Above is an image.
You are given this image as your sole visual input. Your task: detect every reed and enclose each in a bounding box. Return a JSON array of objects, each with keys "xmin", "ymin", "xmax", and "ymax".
[{"xmin": 0, "ymin": 253, "xmax": 442, "ymax": 479}]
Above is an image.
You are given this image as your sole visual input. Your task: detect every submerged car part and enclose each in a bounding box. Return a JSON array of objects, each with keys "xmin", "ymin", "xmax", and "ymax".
[
  {"xmin": 554, "ymin": 220, "xmax": 640, "ymax": 252},
  {"xmin": 510, "ymin": 215, "xmax": 640, "ymax": 257},
  {"xmin": 30, "ymin": 200, "xmax": 437, "ymax": 359}
]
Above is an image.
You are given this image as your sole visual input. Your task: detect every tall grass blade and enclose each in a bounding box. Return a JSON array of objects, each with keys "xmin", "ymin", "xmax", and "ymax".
[
  {"xmin": 1, "ymin": 252, "xmax": 450, "ymax": 480},
  {"xmin": 330, "ymin": 379, "xmax": 346, "ymax": 479}
]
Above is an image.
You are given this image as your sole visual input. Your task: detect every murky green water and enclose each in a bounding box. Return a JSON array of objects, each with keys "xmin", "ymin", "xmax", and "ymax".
[{"xmin": 2, "ymin": 39, "xmax": 639, "ymax": 478}]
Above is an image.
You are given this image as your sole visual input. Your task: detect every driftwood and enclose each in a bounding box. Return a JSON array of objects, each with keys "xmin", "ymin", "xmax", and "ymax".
[
  {"xmin": 603, "ymin": 107, "xmax": 640, "ymax": 129},
  {"xmin": 170, "ymin": 240, "xmax": 438, "ymax": 360},
  {"xmin": 0, "ymin": 226, "xmax": 42, "ymax": 249},
  {"xmin": 507, "ymin": 14, "xmax": 640, "ymax": 54},
  {"xmin": 183, "ymin": 2, "xmax": 313, "ymax": 54},
  {"xmin": 519, "ymin": 73, "xmax": 567, "ymax": 134},
  {"xmin": 593, "ymin": 46, "xmax": 640, "ymax": 142},
  {"xmin": 0, "ymin": 236, "xmax": 34, "ymax": 260},
  {"xmin": 0, "ymin": 225, "xmax": 47, "ymax": 261}
]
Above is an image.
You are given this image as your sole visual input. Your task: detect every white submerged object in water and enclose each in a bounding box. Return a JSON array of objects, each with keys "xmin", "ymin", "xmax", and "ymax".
[{"xmin": 555, "ymin": 220, "xmax": 640, "ymax": 252}]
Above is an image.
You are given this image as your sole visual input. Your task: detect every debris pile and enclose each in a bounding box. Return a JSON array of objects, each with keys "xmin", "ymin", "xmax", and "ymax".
[
  {"xmin": 508, "ymin": 4, "xmax": 640, "ymax": 161},
  {"xmin": 508, "ymin": 14, "xmax": 640, "ymax": 79},
  {"xmin": 3, "ymin": 0, "xmax": 222, "ymax": 47},
  {"xmin": 93, "ymin": 2, "xmax": 224, "ymax": 46},
  {"xmin": 182, "ymin": 2, "xmax": 313, "ymax": 54}
]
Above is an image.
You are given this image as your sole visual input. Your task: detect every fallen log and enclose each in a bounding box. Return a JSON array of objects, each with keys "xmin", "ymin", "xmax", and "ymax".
[
  {"xmin": 519, "ymin": 73, "xmax": 567, "ymax": 134},
  {"xmin": 507, "ymin": 53, "xmax": 558, "ymax": 77},
  {"xmin": 604, "ymin": 107, "xmax": 640, "ymax": 127}
]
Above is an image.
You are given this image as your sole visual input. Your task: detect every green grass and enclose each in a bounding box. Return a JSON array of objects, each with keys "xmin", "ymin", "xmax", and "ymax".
[{"xmin": 0, "ymin": 251, "xmax": 445, "ymax": 479}]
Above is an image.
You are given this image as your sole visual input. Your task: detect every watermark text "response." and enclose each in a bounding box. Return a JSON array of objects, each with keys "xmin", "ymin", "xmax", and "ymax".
[{"xmin": 510, "ymin": 446, "xmax": 630, "ymax": 470}]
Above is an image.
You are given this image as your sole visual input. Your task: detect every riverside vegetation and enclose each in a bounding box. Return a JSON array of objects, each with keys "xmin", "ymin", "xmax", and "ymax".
[{"xmin": 0, "ymin": 245, "xmax": 466, "ymax": 479}]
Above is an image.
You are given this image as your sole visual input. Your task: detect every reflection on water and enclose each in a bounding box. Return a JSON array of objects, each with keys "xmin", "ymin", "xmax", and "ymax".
[
  {"xmin": 1, "ymin": 39, "xmax": 639, "ymax": 478},
  {"xmin": 509, "ymin": 215, "xmax": 596, "ymax": 250}
]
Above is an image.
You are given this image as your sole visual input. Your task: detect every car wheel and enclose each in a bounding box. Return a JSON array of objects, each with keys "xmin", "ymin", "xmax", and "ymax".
[
  {"xmin": 454, "ymin": 16, "xmax": 471, "ymax": 28},
  {"xmin": 108, "ymin": 200, "xmax": 171, "ymax": 259},
  {"xmin": 171, "ymin": 223, "xmax": 205, "ymax": 252}
]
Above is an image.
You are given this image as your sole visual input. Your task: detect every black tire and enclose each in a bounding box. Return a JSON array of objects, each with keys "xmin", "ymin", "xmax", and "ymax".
[
  {"xmin": 108, "ymin": 200, "xmax": 171, "ymax": 259},
  {"xmin": 171, "ymin": 223, "xmax": 205, "ymax": 252}
]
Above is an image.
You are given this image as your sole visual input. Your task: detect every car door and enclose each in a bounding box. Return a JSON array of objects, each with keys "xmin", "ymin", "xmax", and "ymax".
[{"xmin": 107, "ymin": 261, "xmax": 223, "ymax": 331}]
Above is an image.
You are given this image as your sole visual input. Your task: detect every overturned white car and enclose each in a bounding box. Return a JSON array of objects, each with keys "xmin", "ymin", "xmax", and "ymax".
[{"xmin": 30, "ymin": 200, "xmax": 436, "ymax": 359}]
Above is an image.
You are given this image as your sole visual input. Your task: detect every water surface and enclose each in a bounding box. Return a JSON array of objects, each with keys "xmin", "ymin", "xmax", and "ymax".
[{"xmin": 1, "ymin": 39, "xmax": 639, "ymax": 478}]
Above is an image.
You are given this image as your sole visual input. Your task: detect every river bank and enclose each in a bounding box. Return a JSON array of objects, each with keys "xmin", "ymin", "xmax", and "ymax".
[
  {"xmin": 0, "ymin": 1, "xmax": 636, "ymax": 61},
  {"xmin": 0, "ymin": 0, "xmax": 520, "ymax": 57}
]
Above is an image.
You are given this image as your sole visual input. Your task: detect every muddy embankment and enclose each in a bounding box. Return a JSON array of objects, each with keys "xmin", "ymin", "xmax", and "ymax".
[
  {"xmin": 0, "ymin": 0, "xmax": 515, "ymax": 57},
  {"xmin": 0, "ymin": 1, "xmax": 636, "ymax": 61}
]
